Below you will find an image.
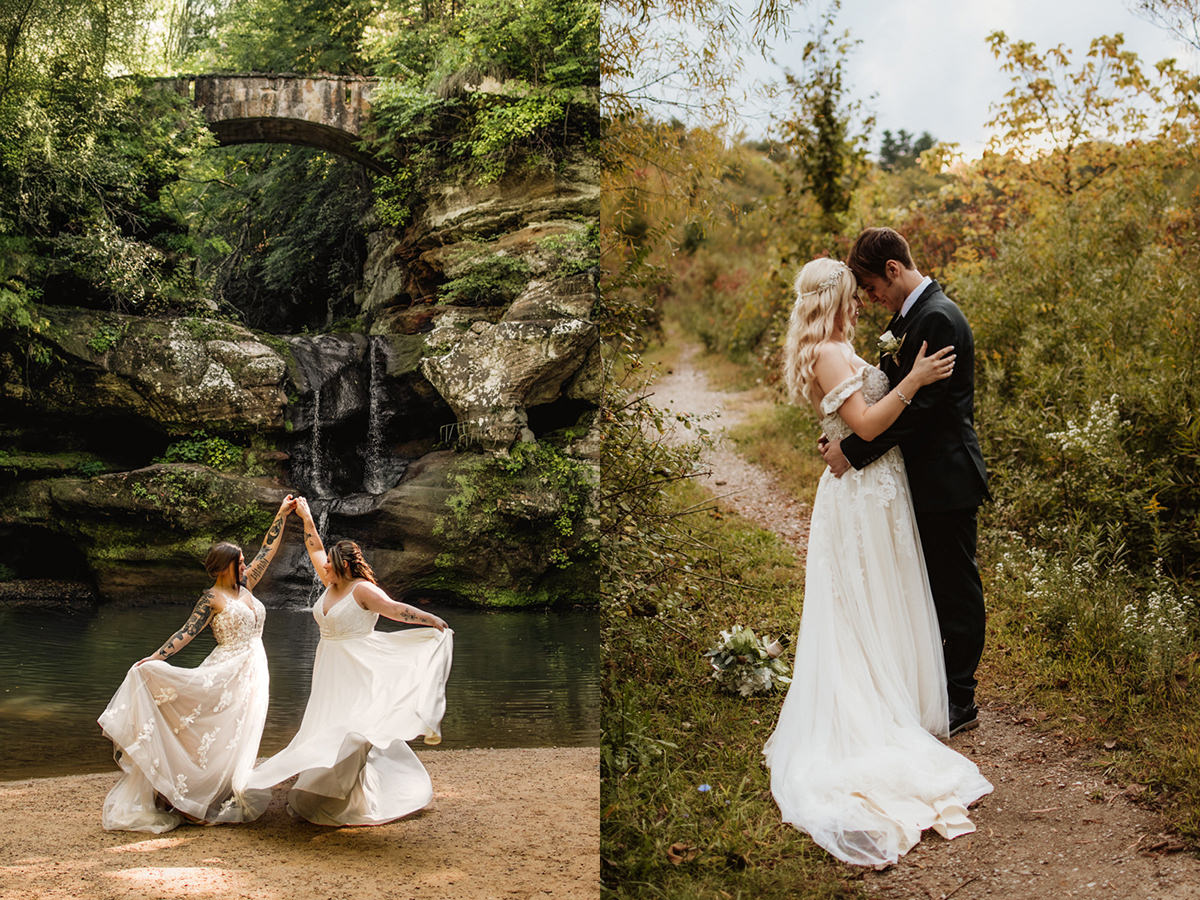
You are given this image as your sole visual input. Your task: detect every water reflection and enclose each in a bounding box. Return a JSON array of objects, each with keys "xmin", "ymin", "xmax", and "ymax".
[{"xmin": 0, "ymin": 602, "xmax": 599, "ymax": 780}]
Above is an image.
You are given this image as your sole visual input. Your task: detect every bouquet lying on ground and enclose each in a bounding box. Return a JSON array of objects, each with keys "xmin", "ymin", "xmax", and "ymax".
[{"xmin": 703, "ymin": 625, "xmax": 791, "ymax": 697}]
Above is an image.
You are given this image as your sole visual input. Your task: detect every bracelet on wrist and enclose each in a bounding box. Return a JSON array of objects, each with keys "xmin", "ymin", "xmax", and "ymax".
[{"xmin": 895, "ymin": 389, "xmax": 912, "ymax": 406}]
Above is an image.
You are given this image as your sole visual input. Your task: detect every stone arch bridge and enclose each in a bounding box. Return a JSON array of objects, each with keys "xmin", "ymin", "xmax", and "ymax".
[{"xmin": 161, "ymin": 74, "xmax": 386, "ymax": 172}]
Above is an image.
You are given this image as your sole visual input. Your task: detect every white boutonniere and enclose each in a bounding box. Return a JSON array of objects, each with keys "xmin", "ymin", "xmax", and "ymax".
[{"xmin": 877, "ymin": 330, "xmax": 905, "ymax": 360}]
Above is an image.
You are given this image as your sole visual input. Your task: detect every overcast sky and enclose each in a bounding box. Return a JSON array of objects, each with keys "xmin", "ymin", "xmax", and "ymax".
[{"xmin": 735, "ymin": 0, "xmax": 1199, "ymax": 156}]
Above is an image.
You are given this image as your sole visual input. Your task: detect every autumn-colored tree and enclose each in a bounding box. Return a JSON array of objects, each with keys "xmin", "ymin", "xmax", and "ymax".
[{"xmin": 770, "ymin": 9, "xmax": 871, "ymax": 232}]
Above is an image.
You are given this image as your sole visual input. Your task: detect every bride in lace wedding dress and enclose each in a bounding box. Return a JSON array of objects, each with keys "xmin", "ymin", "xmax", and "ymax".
[
  {"xmin": 243, "ymin": 497, "xmax": 452, "ymax": 826},
  {"xmin": 97, "ymin": 495, "xmax": 296, "ymax": 832},
  {"xmin": 763, "ymin": 259, "xmax": 992, "ymax": 866}
]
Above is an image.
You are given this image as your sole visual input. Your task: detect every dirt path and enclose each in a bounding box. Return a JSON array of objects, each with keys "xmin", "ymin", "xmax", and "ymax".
[
  {"xmin": 650, "ymin": 344, "xmax": 1200, "ymax": 900},
  {"xmin": 648, "ymin": 346, "xmax": 812, "ymax": 552},
  {"xmin": 0, "ymin": 747, "xmax": 598, "ymax": 900}
]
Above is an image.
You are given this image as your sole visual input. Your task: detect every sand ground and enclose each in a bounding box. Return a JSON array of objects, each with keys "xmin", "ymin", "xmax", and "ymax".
[{"xmin": 0, "ymin": 747, "xmax": 598, "ymax": 900}]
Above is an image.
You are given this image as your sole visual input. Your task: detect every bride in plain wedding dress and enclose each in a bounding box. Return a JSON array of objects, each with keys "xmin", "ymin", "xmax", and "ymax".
[
  {"xmin": 763, "ymin": 258, "xmax": 992, "ymax": 866},
  {"xmin": 243, "ymin": 497, "xmax": 452, "ymax": 825}
]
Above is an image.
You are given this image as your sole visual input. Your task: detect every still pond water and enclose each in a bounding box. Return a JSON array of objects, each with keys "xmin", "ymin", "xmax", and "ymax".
[{"xmin": 0, "ymin": 601, "xmax": 599, "ymax": 780}]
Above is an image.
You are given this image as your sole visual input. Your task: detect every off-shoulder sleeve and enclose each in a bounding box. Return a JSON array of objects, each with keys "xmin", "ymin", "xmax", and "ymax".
[{"xmin": 819, "ymin": 368, "xmax": 868, "ymax": 417}]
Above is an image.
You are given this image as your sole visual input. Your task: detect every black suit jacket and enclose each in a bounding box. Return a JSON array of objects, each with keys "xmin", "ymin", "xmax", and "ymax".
[{"xmin": 841, "ymin": 279, "xmax": 990, "ymax": 512}]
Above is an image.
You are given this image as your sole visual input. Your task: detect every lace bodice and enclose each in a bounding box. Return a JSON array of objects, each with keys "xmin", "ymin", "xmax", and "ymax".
[
  {"xmin": 209, "ymin": 589, "xmax": 266, "ymax": 650},
  {"xmin": 819, "ymin": 366, "xmax": 890, "ymax": 441},
  {"xmin": 314, "ymin": 587, "xmax": 379, "ymax": 640}
]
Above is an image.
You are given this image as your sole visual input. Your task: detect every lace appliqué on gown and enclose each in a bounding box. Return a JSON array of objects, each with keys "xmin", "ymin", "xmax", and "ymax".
[
  {"xmin": 763, "ymin": 365, "xmax": 992, "ymax": 866},
  {"xmin": 98, "ymin": 590, "xmax": 271, "ymax": 833},
  {"xmin": 243, "ymin": 587, "xmax": 453, "ymax": 826}
]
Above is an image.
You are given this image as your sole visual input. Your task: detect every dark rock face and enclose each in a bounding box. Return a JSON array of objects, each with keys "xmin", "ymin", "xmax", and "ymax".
[
  {"xmin": 0, "ymin": 157, "xmax": 599, "ymax": 608},
  {"xmin": 0, "ymin": 465, "xmax": 287, "ymax": 603}
]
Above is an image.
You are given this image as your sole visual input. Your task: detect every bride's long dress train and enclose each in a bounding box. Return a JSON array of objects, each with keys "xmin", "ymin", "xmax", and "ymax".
[
  {"xmin": 763, "ymin": 366, "xmax": 992, "ymax": 866},
  {"xmin": 244, "ymin": 590, "xmax": 453, "ymax": 825},
  {"xmin": 97, "ymin": 589, "xmax": 271, "ymax": 832}
]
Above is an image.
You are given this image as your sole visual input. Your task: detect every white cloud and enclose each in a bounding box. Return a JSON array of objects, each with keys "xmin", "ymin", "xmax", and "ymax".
[{"xmin": 734, "ymin": 0, "xmax": 1198, "ymax": 156}]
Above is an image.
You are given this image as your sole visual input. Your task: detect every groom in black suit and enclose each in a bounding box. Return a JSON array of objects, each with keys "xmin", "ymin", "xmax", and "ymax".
[{"xmin": 821, "ymin": 227, "xmax": 989, "ymax": 737}]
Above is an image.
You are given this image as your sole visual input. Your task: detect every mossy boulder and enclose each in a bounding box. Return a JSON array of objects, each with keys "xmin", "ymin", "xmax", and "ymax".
[
  {"xmin": 1, "ymin": 306, "xmax": 289, "ymax": 434},
  {"xmin": 0, "ymin": 464, "xmax": 292, "ymax": 603}
]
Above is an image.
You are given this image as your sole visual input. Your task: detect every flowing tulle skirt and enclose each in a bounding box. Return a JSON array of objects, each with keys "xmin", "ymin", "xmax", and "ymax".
[
  {"xmin": 763, "ymin": 450, "xmax": 992, "ymax": 866},
  {"xmin": 98, "ymin": 640, "xmax": 270, "ymax": 832},
  {"xmin": 245, "ymin": 627, "xmax": 453, "ymax": 825}
]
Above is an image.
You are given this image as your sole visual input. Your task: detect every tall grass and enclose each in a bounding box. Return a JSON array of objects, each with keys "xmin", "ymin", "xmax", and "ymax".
[{"xmin": 602, "ymin": 480, "xmax": 867, "ymax": 899}]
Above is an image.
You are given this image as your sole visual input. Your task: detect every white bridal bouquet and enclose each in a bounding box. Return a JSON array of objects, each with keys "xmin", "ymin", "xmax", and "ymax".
[{"xmin": 703, "ymin": 625, "xmax": 791, "ymax": 697}]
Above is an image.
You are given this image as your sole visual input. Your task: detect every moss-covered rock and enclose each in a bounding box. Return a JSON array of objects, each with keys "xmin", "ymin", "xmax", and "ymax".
[
  {"xmin": 0, "ymin": 464, "xmax": 290, "ymax": 603},
  {"xmin": 1, "ymin": 306, "xmax": 289, "ymax": 434},
  {"xmin": 426, "ymin": 442, "xmax": 599, "ymax": 607}
]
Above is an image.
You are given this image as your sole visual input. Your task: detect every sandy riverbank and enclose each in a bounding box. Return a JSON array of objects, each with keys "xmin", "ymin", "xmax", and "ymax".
[{"xmin": 0, "ymin": 747, "xmax": 598, "ymax": 900}]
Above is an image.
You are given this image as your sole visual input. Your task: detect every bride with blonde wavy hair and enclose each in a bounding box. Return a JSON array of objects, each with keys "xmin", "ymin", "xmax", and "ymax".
[{"xmin": 762, "ymin": 256, "xmax": 993, "ymax": 867}]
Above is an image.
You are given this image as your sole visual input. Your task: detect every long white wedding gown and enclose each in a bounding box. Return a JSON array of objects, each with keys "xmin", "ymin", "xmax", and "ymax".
[
  {"xmin": 98, "ymin": 588, "xmax": 271, "ymax": 832},
  {"xmin": 243, "ymin": 587, "xmax": 453, "ymax": 825},
  {"xmin": 763, "ymin": 365, "xmax": 993, "ymax": 866}
]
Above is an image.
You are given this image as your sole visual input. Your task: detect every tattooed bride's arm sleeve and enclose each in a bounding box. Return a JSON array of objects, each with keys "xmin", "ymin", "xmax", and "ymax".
[
  {"xmin": 355, "ymin": 582, "xmax": 448, "ymax": 630},
  {"xmin": 140, "ymin": 590, "xmax": 216, "ymax": 664},
  {"xmin": 243, "ymin": 494, "xmax": 295, "ymax": 590}
]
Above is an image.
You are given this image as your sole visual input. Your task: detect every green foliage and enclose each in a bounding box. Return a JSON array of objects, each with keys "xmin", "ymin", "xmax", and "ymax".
[
  {"xmin": 434, "ymin": 441, "xmax": 598, "ymax": 603},
  {"xmin": 538, "ymin": 222, "xmax": 600, "ymax": 276},
  {"xmin": 74, "ymin": 460, "xmax": 107, "ymax": 477},
  {"xmin": 193, "ymin": 0, "xmax": 375, "ymax": 74},
  {"xmin": 156, "ymin": 431, "xmax": 245, "ymax": 472},
  {"xmin": 373, "ymin": 0, "xmax": 598, "ymax": 89},
  {"xmin": 603, "ymin": 480, "xmax": 863, "ymax": 897},
  {"xmin": 772, "ymin": 9, "xmax": 872, "ymax": 229},
  {"xmin": 467, "ymin": 93, "xmax": 567, "ymax": 182},
  {"xmin": 363, "ymin": 0, "xmax": 599, "ymax": 209},
  {"xmin": 172, "ymin": 145, "xmax": 371, "ymax": 332},
  {"xmin": 982, "ymin": 532, "xmax": 1200, "ymax": 841},
  {"xmin": 437, "ymin": 253, "xmax": 532, "ymax": 306},
  {"xmin": 86, "ymin": 322, "xmax": 127, "ymax": 354},
  {"xmin": 371, "ymin": 170, "xmax": 417, "ymax": 228},
  {"xmin": 0, "ymin": 67, "xmax": 215, "ymax": 315},
  {"xmin": 129, "ymin": 468, "xmax": 213, "ymax": 517},
  {"xmin": 878, "ymin": 128, "xmax": 936, "ymax": 170}
]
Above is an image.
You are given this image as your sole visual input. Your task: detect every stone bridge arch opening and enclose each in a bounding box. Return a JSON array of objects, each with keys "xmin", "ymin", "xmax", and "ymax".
[{"xmin": 165, "ymin": 74, "xmax": 387, "ymax": 173}]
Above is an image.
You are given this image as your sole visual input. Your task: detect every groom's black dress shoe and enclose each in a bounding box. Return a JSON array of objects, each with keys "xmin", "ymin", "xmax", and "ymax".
[{"xmin": 948, "ymin": 703, "xmax": 979, "ymax": 737}]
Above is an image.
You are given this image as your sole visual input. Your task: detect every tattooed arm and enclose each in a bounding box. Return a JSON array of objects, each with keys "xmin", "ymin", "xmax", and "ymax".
[
  {"xmin": 353, "ymin": 581, "xmax": 448, "ymax": 630},
  {"xmin": 243, "ymin": 494, "xmax": 296, "ymax": 590},
  {"xmin": 137, "ymin": 589, "xmax": 218, "ymax": 665},
  {"xmin": 295, "ymin": 497, "xmax": 331, "ymax": 586}
]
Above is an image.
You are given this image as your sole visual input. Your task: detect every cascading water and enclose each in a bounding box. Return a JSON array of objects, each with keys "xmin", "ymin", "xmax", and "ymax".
[
  {"xmin": 364, "ymin": 338, "xmax": 387, "ymax": 495},
  {"xmin": 309, "ymin": 386, "xmax": 328, "ymax": 498}
]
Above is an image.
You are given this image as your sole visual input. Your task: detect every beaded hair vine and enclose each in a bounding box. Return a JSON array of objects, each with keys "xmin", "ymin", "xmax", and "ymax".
[{"xmin": 800, "ymin": 262, "xmax": 850, "ymax": 297}]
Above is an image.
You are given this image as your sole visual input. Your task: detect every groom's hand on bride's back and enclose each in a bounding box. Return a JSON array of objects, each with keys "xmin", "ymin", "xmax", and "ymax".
[{"xmin": 819, "ymin": 437, "xmax": 851, "ymax": 478}]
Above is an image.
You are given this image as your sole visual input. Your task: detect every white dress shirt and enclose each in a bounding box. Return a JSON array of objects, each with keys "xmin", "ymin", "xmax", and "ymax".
[{"xmin": 899, "ymin": 275, "xmax": 932, "ymax": 319}]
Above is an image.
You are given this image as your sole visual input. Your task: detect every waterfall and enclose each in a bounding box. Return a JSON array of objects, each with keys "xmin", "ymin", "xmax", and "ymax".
[
  {"xmin": 364, "ymin": 338, "xmax": 386, "ymax": 494},
  {"xmin": 309, "ymin": 387, "xmax": 328, "ymax": 497}
]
